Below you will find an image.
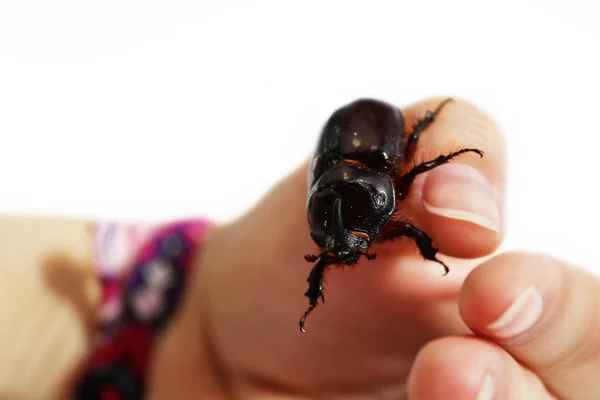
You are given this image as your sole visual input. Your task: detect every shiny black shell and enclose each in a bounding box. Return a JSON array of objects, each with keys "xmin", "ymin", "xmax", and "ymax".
[
  {"xmin": 307, "ymin": 99, "xmax": 404, "ymax": 250},
  {"xmin": 307, "ymin": 164, "xmax": 395, "ymax": 249},
  {"xmin": 309, "ymin": 98, "xmax": 405, "ymax": 187}
]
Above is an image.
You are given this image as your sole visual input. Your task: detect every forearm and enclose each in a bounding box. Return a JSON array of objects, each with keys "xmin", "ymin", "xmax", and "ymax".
[{"xmin": 0, "ymin": 215, "xmax": 100, "ymax": 399}]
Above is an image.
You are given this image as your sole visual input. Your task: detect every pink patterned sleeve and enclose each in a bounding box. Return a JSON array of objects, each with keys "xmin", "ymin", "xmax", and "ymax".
[{"xmin": 74, "ymin": 218, "xmax": 213, "ymax": 400}]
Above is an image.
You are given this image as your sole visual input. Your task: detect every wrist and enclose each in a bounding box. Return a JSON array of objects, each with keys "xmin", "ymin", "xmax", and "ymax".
[{"xmin": 146, "ymin": 223, "xmax": 236, "ymax": 400}]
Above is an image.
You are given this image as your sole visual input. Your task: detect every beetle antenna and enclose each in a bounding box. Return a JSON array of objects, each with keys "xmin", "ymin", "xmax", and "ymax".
[{"xmin": 304, "ymin": 251, "xmax": 326, "ymax": 263}]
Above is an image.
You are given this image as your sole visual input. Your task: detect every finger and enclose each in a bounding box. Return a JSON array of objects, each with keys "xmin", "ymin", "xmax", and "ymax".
[
  {"xmin": 407, "ymin": 336, "xmax": 555, "ymax": 400},
  {"xmin": 460, "ymin": 252, "xmax": 600, "ymax": 399},
  {"xmin": 184, "ymin": 97, "xmax": 505, "ymax": 392},
  {"xmin": 189, "ymin": 157, "xmax": 460, "ymax": 392},
  {"xmin": 397, "ymin": 97, "xmax": 506, "ymax": 259},
  {"xmin": 197, "ymin": 96, "xmax": 507, "ymax": 334}
]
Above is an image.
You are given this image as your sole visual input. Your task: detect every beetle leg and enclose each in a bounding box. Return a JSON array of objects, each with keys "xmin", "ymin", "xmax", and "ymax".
[
  {"xmin": 404, "ymin": 97, "xmax": 454, "ymax": 161},
  {"xmin": 305, "ymin": 257, "xmax": 327, "ymax": 304},
  {"xmin": 300, "ymin": 257, "xmax": 328, "ymax": 332},
  {"xmin": 396, "ymin": 148, "xmax": 484, "ymax": 201},
  {"xmin": 378, "ymin": 220, "xmax": 449, "ymax": 275}
]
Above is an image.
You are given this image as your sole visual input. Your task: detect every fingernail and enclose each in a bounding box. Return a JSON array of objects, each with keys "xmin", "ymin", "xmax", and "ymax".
[
  {"xmin": 486, "ymin": 285, "xmax": 543, "ymax": 338},
  {"xmin": 475, "ymin": 373, "xmax": 495, "ymax": 400},
  {"xmin": 422, "ymin": 163, "xmax": 500, "ymax": 232}
]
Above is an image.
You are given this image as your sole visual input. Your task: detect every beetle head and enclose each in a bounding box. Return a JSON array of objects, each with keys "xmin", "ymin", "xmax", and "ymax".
[{"xmin": 328, "ymin": 198, "xmax": 369, "ymax": 264}]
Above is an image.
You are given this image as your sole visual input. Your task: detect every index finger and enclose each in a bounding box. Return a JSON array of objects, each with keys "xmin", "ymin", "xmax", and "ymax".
[{"xmin": 395, "ymin": 97, "xmax": 507, "ymax": 261}]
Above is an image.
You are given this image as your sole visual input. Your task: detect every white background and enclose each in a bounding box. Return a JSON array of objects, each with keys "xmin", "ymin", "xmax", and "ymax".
[{"xmin": 1, "ymin": 1, "xmax": 599, "ymax": 271}]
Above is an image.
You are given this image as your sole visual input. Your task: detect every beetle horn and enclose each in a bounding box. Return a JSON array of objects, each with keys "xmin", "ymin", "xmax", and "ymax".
[{"xmin": 332, "ymin": 197, "xmax": 345, "ymax": 243}]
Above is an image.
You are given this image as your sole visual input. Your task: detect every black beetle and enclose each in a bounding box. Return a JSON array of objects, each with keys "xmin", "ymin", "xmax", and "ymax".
[{"xmin": 300, "ymin": 98, "xmax": 484, "ymax": 332}]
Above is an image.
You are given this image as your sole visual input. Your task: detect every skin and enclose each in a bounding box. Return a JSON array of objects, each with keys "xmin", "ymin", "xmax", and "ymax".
[
  {"xmin": 145, "ymin": 97, "xmax": 600, "ymax": 399},
  {"xmin": 1, "ymin": 97, "xmax": 597, "ymax": 399}
]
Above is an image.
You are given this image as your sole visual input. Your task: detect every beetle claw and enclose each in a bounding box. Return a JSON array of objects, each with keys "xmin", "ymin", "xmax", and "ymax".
[{"xmin": 299, "ymin": 303, "xmax": 317, "ymax": 333}]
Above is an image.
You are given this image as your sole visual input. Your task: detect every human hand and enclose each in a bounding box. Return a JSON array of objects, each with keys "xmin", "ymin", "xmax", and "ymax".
[
  {"xmin": 408, "ymin": 251, "xmax": 600, "ymax": 399},
  {"xmin": 148, "ymin": 97, "xmax": 512, "ymax": 399}
]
